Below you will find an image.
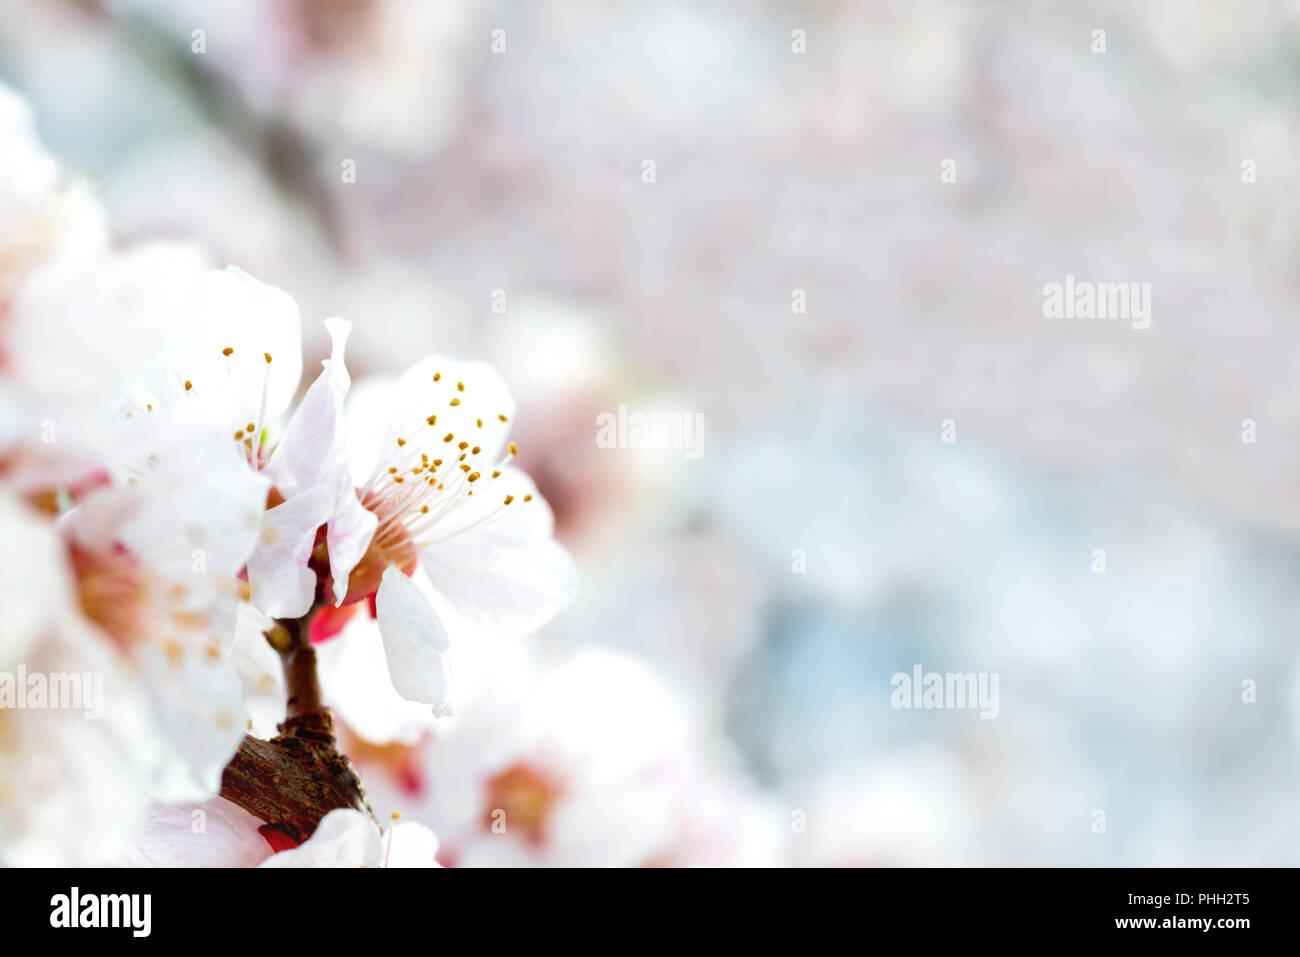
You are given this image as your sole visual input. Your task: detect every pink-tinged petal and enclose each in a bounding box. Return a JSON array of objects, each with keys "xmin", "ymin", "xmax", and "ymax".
[
  {"xmin": 326, "ymin": 490, "xmax": 377, "ymax": 606},
  {"xmin": 247, "ymin": 486, "xmax": 333, "ymax": 619},
  {"xmin": 269, "ymin": 318, "xmax": 377, "ymax": 604},
  {"xmin": 268, "ymin": 316, "xmax": 352, "ymax": 493},
  {"xmin": 259, "ymin": 809, "xmax": 383, "ymax": 868},
  {"xmin": 375, "ymin": 565, "xmax": 452, "ymax": 712},
  {"xmin": 114, "ymin": 797, "xmax": 273, "ymax": 867}
]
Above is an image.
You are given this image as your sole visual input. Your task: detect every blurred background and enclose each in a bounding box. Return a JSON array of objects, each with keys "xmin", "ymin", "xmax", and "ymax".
[{"xmin": 4, "ymin": 0, "xmax": 1300, "ymax": 865}]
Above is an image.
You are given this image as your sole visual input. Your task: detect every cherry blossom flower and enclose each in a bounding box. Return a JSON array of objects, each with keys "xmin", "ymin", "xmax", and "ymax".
[
  {"xmin": 403, "ymin": 648, "xmax": 691, "ymax": 867},
  {"xmin": 0, "ymin": 491, "xmax": 159, "ymax": 865},
  {"xmin": 113, "ymin": 270, "xmax": 374, "ymax": 625},
  {"xmin": 58, "ymin": 418, "xmax": 270, "ymax": 800},
  {"xmin": 336, "ymin": 358, "xmax": 579, "ymax": 714}
]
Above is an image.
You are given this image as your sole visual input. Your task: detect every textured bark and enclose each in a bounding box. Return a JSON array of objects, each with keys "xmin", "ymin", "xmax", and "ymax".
[{"xmin": 218, "ymin": 604, "xmax": 374, "ymax": 845}]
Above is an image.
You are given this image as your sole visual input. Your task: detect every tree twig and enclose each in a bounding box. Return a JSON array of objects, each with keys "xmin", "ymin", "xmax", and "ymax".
[{"xmin": 219, "ymin": 601, "xmax": 374, "ymax": 845}]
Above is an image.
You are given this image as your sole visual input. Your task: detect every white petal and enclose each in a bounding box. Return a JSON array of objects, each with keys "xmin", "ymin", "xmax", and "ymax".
[
  {"xmin": 392, "ymin": 355, "xmax": 516, "ymax": 464},
  {"xmin": 169, "ymin": 267, "xmax": 303, "ymax": 435},
  {"xmin": 383, "ymin": 821, "xmax": 442, "ymax": 868},
  {"xmin": 316, "ymin": 614, "xmax": 441, "ymax": 746},
  {"xmin": 68, "ymin": 410, "xmax": 270, "ymax": 580},
  {"xmin": 343, "ymin": 376, "xmax": 402, "ymax": 487},
  {"xmin": 134, "ymin": 625, "xmax": 249, "ymax": 802},
  {"xmin": 260, "ymin": 809, "xmax": 383, "ymax": 868},
  {"xmin": 424, "ymin": 465, "xmax": 553, "ymax": 542},
  {"xmin": 112, "ymin": 797, "xmax": 272, "ymax": 868},
  {"xmin": 325, "ymin": 491, "xmax": 378, "ymax": 606},
  {"xmin": 343, "ymin": 357, "xmax": 516, "ymax": 490},
  {"xmin": 0, "ymin": 492, "xmax": 71, "ymax": 664},
  {"xmin": 419, "ymin": 523, "xmax": 578, "ymax": 641},
  {"xmin": 247, "ymin": 486, "xmax": 333, "ymax": 620},
  {"xmin": 375, "ymin": 565, "xmax": 452, "ymax": 710},
  {"xmin": 266, "ymin": 317, "xmax": 376, "ymax": 603}
]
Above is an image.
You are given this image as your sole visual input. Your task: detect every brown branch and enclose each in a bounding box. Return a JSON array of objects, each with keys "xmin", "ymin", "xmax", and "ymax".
[{"xmin": 219, "ymin": 602, "xmax": 375, "ymax": 845}]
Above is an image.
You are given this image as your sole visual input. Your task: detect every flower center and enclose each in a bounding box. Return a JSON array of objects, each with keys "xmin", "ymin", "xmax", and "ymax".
[
  {"xmin": 483, "ymin": 761, "xmax": 563, "ymax": 846},
  {"xmin": 68, "ymin": 541, "xmax": 219, "ymax": 668},
  {"xmin": 345, "ymin": 371, "xmax": 533, "ymax": 599}
]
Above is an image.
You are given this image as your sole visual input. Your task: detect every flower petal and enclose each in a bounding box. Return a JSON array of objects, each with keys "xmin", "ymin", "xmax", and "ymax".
[
  {"xmin": 168, "ymin": 266, "xmax": 303, "ymax": 436},
  {"xmin": 316, "ymin": 613, "xmax": 441, "ymax": 745},
  {"xmin": 247, "ymin": 485, "xmax": 333, "ymax": 620},
  {"xmin": 417, "ymin": 479, "xmax": 577, "ymax": 641},
  {"xmin": 268, "ymin": 318, "xmax": 377, "ymax": 604},
  {"xmin": 383, "ymin": 821, "xmax": 442, "ymax": 868},
  {"xmin": 259, "ymin": 809, "xmax": 383, "ymax": 868},
  {"xmin": 375, "ymin": 565, "xmax": 452, "ymax": 712}
]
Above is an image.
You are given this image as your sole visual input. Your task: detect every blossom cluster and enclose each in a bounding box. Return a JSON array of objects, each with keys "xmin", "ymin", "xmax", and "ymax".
[{"xmin": 0, "ymin": 82, "xmax": 580, "ymax": 866}]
